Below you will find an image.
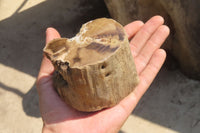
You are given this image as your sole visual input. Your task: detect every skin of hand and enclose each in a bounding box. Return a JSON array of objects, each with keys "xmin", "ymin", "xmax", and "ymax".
[{"xmin": 36, "ymin": 16, "xmax": 170, "ymax": 133}]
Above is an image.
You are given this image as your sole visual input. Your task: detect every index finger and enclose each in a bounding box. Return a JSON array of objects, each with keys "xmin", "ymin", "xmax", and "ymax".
[{"xmin": 124, "ymin": 21, "xmax": 144, "ymax": 39}]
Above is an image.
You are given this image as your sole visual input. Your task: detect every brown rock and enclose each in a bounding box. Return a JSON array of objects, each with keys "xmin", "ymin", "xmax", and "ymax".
[
  {"xmin": 104, "ymin": 0, "xmax": 200, "ymax": 80},
  {"xmin": 43, "ymin": 18, "xmax": 139, "ymax": 112}
]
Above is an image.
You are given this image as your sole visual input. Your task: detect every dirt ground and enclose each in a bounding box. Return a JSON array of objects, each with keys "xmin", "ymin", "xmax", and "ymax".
[{"xmin": 0, "ymin": 0, "xmax": 200, "ymax": 133}]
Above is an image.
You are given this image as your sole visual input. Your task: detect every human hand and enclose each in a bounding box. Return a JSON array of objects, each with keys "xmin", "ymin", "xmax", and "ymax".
[{"xmin": 36, "ymin": 16, "xmax": 169, "ymax": 133}]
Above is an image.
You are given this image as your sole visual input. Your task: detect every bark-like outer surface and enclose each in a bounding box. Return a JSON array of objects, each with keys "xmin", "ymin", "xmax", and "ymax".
[
  {"xmin": 44, "ymin": 18, "xmax": 139, "ymax": 112},
  {"xmin": 105, "ymin": 0, "xmax": 200, "ymax": 80}
]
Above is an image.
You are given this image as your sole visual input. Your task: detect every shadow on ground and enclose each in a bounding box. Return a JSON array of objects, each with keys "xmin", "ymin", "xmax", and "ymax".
[
  {"xmin": 0, "ymin": 0, "xmax": 200, "ymax": 133},
  {"xmin": 132, "ymin": 67, "xmax": 200, "ymax": 133},
  {"xmin": 0, "ymin": 82, "xmax": 40, "ymax": 117}
]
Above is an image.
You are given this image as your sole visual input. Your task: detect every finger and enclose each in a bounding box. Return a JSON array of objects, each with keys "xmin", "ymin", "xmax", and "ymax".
[
  {"xmin": 135, "ymin": 25, "xmax": 170, "ymax": 74},
  {"xmin": 37, "ymin": 28, "xmax": 61, "ymax": 84},
  {"xmin": 46, "ymin": 27, "xmax": 61, "ymax": 43},
  {"xmin": 134, "ymin": 49, "xmax": 166, "ymax": 99},
  {"xmin": 130, "ymin": 16, "xmax": 164, "ymax": 57},
  {"xmin": 124, "ymin": 21, "xmax": 144, "ymax": 39}
]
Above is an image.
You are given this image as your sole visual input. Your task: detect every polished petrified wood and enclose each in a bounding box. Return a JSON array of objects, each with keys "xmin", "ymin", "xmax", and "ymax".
[{"xmin": 43, "ymin": 18, "xmax": 139, "ymax": 112}]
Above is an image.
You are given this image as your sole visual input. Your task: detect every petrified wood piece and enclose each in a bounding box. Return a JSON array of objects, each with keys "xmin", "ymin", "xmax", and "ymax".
[{"xmin": 43, "ymin": 18, "xmax": 139, "ymax": 112}]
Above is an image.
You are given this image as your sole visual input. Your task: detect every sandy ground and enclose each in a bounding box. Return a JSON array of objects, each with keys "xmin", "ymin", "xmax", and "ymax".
[{"xmin": 0, "ymin": 0, "xmax": 200, "ymax": 133}]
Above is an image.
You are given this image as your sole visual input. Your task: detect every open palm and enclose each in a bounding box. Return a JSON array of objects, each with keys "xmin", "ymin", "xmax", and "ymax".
[{"xmin": 37, "ymin": 16, "xmax": 169, "ymax": 133}]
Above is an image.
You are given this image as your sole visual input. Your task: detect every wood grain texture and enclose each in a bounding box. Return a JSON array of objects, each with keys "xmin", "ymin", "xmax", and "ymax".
[{"xmin": 43, "ymin": 18, "xmax": 139, "ymax": 112}]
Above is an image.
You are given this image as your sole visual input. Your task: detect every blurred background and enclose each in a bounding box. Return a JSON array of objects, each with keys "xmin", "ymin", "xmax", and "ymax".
[{"xmin": 0, "ymin": 0, "xmax": 199, "ymax": 133}]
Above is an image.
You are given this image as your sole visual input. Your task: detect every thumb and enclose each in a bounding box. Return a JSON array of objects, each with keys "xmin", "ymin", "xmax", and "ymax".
[
  {"xmin": 46, "ymin": 27, "xmax": 61, "ymax": 44},
  {"xmin": 37, "ymin": 28, "xmax": 61, "ymax": 85}
]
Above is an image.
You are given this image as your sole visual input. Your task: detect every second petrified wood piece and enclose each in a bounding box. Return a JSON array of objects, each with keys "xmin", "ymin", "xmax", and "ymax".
[{"xmin": 43, "ymin": 18, "xmax": 139, "ymax": 112}]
